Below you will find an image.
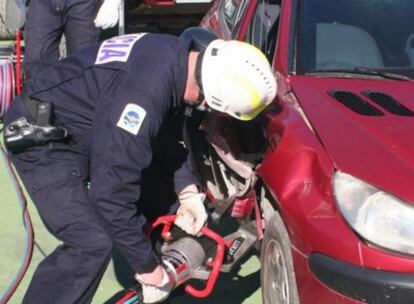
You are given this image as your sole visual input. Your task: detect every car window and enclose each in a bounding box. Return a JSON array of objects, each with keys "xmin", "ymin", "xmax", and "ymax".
[
  {"xmin": 296, "ymin": 0, "xmax": 414, "ymax": 78},
  {"xmin": 220, "ymin": 0, "xmax": 249, "ymax": 37},
  {"xmin": 246, "ymin": 0, "xmax": 281, "ymax": 63}
]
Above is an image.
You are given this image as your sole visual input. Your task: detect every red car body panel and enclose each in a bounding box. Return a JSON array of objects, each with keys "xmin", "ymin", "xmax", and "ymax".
[
  {"xmin": 292, "ymin": 250, "xmax": 361, "ymax": 304},
  {"xmin": 200, "ymin": 0, "xmax": 228, "ymax": 39},
  {"xmin": 200, "ymin": 0, "xmax": 414, "ymax": 302},
  {"xmin": 291, "ymin": 77, "xmax": 414, "ymax": 203}
]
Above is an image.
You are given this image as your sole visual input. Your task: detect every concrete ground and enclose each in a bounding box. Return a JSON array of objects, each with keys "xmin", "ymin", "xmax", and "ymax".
[{"xmin": 0, "ymin": 123, "xmax": 262, "ymax": 304}]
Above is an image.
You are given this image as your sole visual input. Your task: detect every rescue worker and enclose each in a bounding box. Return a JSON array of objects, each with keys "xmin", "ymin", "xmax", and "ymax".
[
  {"xmin": 24, "ymin": 0, "xmax": 121, "ymax": 78},
  {"xmin": 3, "ymin": 30, "xmax": 277, "ymax": 303}
]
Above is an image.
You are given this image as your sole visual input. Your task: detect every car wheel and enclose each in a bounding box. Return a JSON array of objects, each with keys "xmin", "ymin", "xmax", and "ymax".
[{"xmin": 260, "ymin": 211, "xmax": 300, "ymax": 304}]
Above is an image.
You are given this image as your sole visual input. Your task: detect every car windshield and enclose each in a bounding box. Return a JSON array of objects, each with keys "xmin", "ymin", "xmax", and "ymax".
[{"xmin": 296, "ymin": 0, "xmax": 414, "ymax": 79}]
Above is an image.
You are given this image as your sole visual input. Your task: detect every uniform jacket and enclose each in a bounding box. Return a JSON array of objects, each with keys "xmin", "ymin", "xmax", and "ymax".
[{"xmin": 23, "ymin": 33, "xmax": 199, "ymax": 273}]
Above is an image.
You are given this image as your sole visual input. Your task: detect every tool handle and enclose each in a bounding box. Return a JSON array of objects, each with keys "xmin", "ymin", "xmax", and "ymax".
[
  {"xmin": 149, "ymin": 215, "xmax": 225, "ymax": 298},
  {"xmin": 148, "ymin": 214, "xmax": 176, "ymax": 240},
  {"xmin": 185, "ymin": 226, "xmax": 225, "ymax": 298}
]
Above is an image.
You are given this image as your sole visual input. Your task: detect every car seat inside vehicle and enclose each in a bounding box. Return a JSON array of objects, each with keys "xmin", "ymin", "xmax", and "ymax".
[
  {"xmin": 405, "ymin": 33, "xmax": 414, "ymax": 66},
  {"xmin": 315, "ymin": 22, "xmax": 384, "ymax": 69}
]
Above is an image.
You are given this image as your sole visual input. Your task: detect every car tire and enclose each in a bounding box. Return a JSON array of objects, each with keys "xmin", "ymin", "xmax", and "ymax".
[{"xmin": 260, "ymin": 210, "xmax": 300, "ymax": 304}]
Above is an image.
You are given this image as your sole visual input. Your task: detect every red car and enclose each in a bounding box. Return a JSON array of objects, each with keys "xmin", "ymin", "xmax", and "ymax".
[{"xmin": 190, "ymin": 0, "xmax": 414, "ymax": 303}]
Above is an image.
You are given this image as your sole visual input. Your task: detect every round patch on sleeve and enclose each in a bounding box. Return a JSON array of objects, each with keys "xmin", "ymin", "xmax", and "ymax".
[{"xmin": 116, "ymin": 103, "xmax": 147, "ymax": 135}]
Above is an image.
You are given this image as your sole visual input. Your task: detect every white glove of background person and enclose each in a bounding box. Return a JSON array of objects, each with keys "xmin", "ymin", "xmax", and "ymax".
[
  {"xmin": 94, "ymin": 0, "xmax": 121, "ymax": 29},
  {"xmin": 135, "ymin": 265, "xmax": 173, "ymax": 304},
  {"xmin": 175, "ymin": 192, "xmax": 208, "ymax": 235}
]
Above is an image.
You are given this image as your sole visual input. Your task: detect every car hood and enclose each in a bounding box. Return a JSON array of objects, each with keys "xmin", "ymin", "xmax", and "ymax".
[{"xmin": 290, "ymin": 75, "xmax": 414, "ymax": 203}]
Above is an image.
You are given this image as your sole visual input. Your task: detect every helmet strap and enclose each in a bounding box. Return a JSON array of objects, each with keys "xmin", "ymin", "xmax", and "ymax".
[{"xmin": 195, "ymin": 51, "xmax": 205, "ymax": 98}]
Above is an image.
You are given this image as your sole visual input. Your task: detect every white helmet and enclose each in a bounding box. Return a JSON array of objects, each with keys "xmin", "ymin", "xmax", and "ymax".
[{"xmin": 199, "ymin": 39, "xmax": 277, "ymax": 121}]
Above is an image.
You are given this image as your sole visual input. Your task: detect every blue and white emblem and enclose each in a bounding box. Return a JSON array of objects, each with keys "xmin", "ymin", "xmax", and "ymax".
[{"xmin": 117, "ymin": 103, "xmax": 146, "ymax": 135}]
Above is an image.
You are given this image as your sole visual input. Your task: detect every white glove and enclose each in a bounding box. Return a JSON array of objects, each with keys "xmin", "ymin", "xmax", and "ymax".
[
  {"xmin": 135, "ymin": 266, "xmax": 173, "ymax": 304},
  {"xmin": 94, "ymin": 0, "xmax": 121, "ymax": 29},
  {"xmin": 174, "ymin": 192, "xmax": 208, "ymax": 235}
]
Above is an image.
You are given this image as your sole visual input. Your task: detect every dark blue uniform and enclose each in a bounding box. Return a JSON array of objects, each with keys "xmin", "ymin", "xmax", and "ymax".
[
  {"xmin": 4, "ymin": 33, "xmax": 198, "ymax": 303},
  {"xmin": 24, "ymin": 0, "xmax": 101, "ymax": 78}
]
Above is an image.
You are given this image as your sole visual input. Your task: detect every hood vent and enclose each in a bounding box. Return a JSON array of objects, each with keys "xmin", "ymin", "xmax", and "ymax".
[
  {"xmin": 363, "ymin": 91, "xmax": 414, "ymax": 116},
  {"xmin": 329, "ymin": 91, "xmax": 384, "ymax": 116}
]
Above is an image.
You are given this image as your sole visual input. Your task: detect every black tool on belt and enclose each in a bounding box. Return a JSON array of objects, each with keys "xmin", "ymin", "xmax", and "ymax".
[{"xmin": 4, "ymin": 92, "xmax": 68, "ymax": 154}]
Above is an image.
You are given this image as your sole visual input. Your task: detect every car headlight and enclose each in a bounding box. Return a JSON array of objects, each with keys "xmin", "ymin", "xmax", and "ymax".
[{"xmin": 333, "ymin": 171, "xmax": 414, "ymax": 255}]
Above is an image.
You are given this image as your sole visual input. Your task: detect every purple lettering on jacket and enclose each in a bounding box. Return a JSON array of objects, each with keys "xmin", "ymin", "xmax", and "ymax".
[
  {"xmin": 103, "ymin": 43, "xmax": 130, "ymax": 48},
  {"xmin": 95, "ymin": 33, "xmax": 147, "ymax": 65},
  {"xmin": 98, "ymin": 49, "xmax": 127, "ymax": 62}
]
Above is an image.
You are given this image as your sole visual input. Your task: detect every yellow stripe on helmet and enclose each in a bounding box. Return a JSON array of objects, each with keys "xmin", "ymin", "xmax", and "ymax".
[
  {"xmin": 239, "ymin": 101, "xmax": 272, "ymax": 121},
  {"xmin": 221, "ymin": 66, "xmax": 261, "ymax": 108}
]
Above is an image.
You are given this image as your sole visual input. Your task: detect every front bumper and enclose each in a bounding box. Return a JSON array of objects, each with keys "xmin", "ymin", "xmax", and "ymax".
[{"xmin": 309, "ymin": 253, "xmax": 414, "ymax": 304}]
